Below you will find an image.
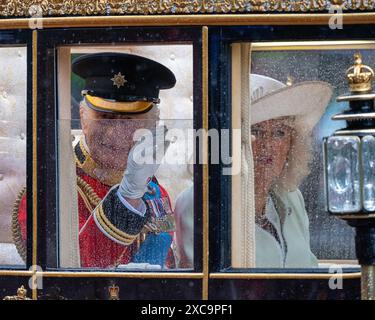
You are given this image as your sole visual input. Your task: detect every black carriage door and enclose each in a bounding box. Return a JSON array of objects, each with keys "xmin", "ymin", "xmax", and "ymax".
[
  {"xmin": 32, "ymin": 26, "xmax": 205, "ymax": 300},
  {"xmin": 0, "ymin": 29, "xmax": 34, "ymax": 300}
]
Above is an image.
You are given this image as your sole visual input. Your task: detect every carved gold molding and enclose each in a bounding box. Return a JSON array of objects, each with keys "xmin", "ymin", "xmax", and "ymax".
[{"xmin": 0, "ymin": 0, "xmax": 374, "ymax": 17}]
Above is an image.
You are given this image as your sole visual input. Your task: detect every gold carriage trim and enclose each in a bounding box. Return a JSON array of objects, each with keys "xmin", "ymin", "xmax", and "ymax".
[
  {"xmin": 0, "ymin": 0, "xmax": 372, "ymax": 17},
  {"xmin": 95, "ymin": 204, "xmax": 138, "ymax": 245}
]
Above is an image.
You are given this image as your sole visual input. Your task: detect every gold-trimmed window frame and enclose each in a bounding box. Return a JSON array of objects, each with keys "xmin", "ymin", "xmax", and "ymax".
[
  {"xmin": 0, "ymin": 0, "xmax": 373, "ymax": 17},
  {"xmin": 231, "ymin": 39, "xmax": 375, "ymax": 272}
]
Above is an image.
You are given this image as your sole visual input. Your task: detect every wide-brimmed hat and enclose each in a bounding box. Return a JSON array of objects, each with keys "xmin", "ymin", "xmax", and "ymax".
[{"xmin": 250, "ymin": 74, "xmax": 333, "ymax": 133}]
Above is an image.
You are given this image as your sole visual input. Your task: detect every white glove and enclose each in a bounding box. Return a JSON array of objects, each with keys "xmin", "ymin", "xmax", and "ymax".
[{"xmin": 118, "ymin": 125, "xmax": 170, "ymax": 200}]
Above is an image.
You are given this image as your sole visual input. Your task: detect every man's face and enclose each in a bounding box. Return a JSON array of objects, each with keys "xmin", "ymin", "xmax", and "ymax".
[
  {"xmin": 251, "ymin": 118, "xmax": 293, "ymax": 187},
  {"xmin": 80, "ymin": 102, "xmax": 160, "ymax": 170}
]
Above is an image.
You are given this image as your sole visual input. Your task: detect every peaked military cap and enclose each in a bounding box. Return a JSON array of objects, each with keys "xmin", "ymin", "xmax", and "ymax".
[{"xmin": 72, "ymin": 52, "xmax": 176, "ymax": 113}]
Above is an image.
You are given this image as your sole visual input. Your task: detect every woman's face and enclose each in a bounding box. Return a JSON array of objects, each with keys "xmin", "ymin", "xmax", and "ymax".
[
  {"xmin": 80, "ymin": 103, "xmax": 159, "ymax": 170},
  {"xmin": 252, "ymin": 118, "xmax": 293, "ymax": 187}
]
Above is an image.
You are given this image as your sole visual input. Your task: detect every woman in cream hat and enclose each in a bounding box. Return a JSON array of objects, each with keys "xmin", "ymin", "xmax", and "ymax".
[
  {"xmin": 172, "ymin": 74, "xmax": 333, "ymax": 269},
  {"xmin": 250, "ymin": 74, "xmax": 333, "ymax": 268}
]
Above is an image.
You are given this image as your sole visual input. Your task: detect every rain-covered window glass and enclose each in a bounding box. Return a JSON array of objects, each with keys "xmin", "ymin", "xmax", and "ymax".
[
  {"xmin": 0, "ymin": 47, "xmax": 27, "ymax": 267},
  {"xmin": 231, "ymin": 42, "xmax": 375, "ymax": 269},
  {"xmin": 57, "ymin": 45, "xmax": 194, "ymax": 270}
]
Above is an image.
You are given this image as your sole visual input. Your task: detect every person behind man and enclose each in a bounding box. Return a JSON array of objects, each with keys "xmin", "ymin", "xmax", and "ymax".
[{"xmin": 15, "ymin": 52, "xmax": 177, "ymax": 268}]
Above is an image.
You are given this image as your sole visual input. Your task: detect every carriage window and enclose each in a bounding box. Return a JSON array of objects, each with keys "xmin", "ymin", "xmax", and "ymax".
[
  {"xmin": 231, "ymin": 42, "xmax": 375, "ymax": 269},
  {"xmin": 0, "ymin": 47, "xmax": 27, "ymax": 267},
  {"xmin": 57, "ymin": 45, "xmax": 194, "ymax": 270}
]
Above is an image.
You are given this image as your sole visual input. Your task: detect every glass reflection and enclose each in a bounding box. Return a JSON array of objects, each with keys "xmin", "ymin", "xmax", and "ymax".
[
  {"xmin": 362, "ymin": 135, "xmax": 375, "ymax": 212},
  {"xmin": 57, "ymin": 47, "xmax": 194, "ymax": 270},
  {"xmin": 239, "ymin": 44, "xmax": 375, "ymax": 267},
  {"xmin": 0, "ymin": 47, "xmax": 27, "ymax": 266}
]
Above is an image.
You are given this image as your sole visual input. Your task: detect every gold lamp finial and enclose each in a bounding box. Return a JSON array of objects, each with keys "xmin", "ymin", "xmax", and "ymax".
[
  {"xmin": 16, "ymin": 286, "xmax": 28, "ymax": 299},
  {"xmin": 346, "ymin": 53, "xmax": 374, "ymax": 93},
  {"xmin": 3, "ymin": 286, "xmax": 31, "ymax": 300}
]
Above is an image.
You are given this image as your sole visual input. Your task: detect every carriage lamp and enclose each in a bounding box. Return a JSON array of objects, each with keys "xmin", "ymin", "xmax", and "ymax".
[{"xmin": 323, "ymin": 53, "xmax": 375, "ymax": 300}]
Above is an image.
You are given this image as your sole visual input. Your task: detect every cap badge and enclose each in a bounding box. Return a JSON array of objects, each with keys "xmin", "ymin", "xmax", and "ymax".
[{"xmin": 111, "ymin": 72, "xmax": 127, "ymax": 89}]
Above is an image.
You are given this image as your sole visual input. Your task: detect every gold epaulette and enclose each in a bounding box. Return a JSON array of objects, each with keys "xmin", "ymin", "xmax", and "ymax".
[{"xmin": 11, "ymin": 186, "xmax": 27, "ymax": 263}]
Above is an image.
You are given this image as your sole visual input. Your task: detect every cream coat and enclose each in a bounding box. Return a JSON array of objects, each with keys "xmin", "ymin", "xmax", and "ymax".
[{"xmin": 255, "ymin": 185, "xmax": 318, "ymax": 268}]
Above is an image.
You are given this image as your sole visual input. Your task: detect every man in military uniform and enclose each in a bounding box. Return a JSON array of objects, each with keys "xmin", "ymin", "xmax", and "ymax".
[{"xmin": 16, "ymin": 52, "xmax": 176, "ymax": 268}]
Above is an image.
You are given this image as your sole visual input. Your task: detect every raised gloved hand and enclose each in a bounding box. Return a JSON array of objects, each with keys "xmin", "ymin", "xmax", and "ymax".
[{"xmin": 118, "ymin": 125, "xmax": 170, "ymax": 200}]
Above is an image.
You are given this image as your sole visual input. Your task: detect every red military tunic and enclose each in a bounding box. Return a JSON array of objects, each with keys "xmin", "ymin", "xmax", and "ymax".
[
  {"xmin": 77, "ymin": 168, "xmax": 173, "ymax": 268},
  {"xmin": 16, "ymin": 140, "xmax": 175, "ymax": 268}
]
